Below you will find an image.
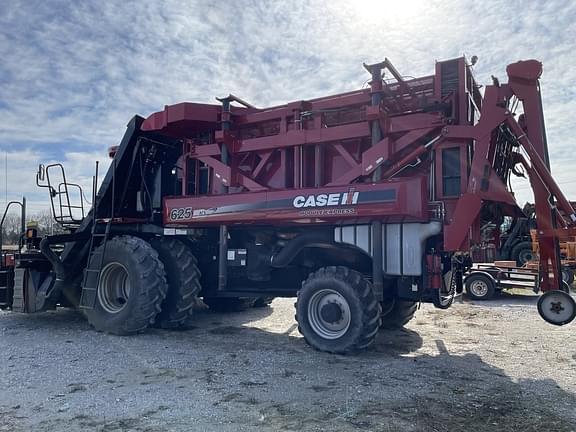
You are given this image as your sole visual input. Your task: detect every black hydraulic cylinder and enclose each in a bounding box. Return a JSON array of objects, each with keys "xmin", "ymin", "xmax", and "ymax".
[{"xmin": 366, "ymin": 64, "xmax": 384, "ymax": 300}]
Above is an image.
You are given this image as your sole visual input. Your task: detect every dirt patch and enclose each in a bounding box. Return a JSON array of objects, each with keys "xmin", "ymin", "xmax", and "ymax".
[{"xmin": 0, "ymin": 294, "xmax": 575, "ymax": 431}]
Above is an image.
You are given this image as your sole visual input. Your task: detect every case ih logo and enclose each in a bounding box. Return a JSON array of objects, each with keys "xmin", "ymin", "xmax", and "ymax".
[{"xmin": 293, "ymin": 190, "xmax": 359, "ymax": 208}]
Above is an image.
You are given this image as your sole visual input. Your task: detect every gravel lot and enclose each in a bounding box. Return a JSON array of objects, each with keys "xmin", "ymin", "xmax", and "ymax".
[{"xmin": 1, "ymin": 293, "xmax": 575, "ymax": 431}]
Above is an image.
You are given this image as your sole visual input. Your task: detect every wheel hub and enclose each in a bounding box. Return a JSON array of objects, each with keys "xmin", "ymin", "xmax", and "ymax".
[
  {"xmin": 97, "ymin": 262, "xmax": 131, "ymax": 314},
  {"xmin": 307, "ymin": 289, "xmax": 351, "ymax": 339},
  {"xmin": 320, "ymin": 302, "xmax": 343, "ymax": 323},
  {"xmin": 549, "ymin": 301, "xmax": 564, "ymax": 315},
  {"xmin": 471, "ymin": 280, "xmax": 489, "ymax": 297}
]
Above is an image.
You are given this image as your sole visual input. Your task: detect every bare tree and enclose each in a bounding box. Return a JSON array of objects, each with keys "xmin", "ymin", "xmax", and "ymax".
[
  {"xmin": 1, "ymin": 210, "xmax": 68, "ymax": 246},
  {"xmin": 32, "ymin": 210, "xmax": 67, "ymax": 236},
  {"xmin": 1, "ymin": 213, "xmax": 24, "ymax": 245}
]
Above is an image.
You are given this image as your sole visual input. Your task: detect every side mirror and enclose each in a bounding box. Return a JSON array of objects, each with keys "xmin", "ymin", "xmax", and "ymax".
[{"xmin": 37, "ymin": 164, "xmax": 45, "ymax": 182}]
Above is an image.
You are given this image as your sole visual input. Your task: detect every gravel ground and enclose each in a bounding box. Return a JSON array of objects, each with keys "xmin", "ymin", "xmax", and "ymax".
[{"xmin": 1, "ymin": 293, "xmax": 575, "ymax": 432}]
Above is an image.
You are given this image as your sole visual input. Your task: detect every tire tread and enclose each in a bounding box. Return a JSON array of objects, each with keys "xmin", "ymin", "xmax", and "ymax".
[
  {"xmin": 296, "ymin": 266, "xmax": 381, "ymax": 354},
  {"xmin": 85, "ymin": 235, "xmax": 168, "ymax": 335},
  {"xmin": 150, "ymin": 238, "xmax": 201, "ymax": 329}
]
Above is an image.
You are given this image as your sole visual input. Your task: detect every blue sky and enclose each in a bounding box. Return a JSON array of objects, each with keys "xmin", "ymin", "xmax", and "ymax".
[{"xmin": 1, "ymin": 0, "xmax": 576, "ymax": 214}]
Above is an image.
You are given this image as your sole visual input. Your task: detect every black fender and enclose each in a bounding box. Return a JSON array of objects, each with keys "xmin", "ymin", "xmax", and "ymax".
[{"xmin": 270, "ymin": 233, "xmax": 372, "ymax": 275}]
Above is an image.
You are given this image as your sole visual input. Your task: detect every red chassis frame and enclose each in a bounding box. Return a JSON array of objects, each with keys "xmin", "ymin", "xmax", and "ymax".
[{"xmin": 141, "ymin": 57, "xmax": 575, "ymax": 293}]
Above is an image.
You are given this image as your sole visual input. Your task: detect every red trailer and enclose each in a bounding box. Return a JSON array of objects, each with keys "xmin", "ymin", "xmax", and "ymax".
[{"xmin": 1, "ymin": 55, "xmax": 574, "ymax": 353}]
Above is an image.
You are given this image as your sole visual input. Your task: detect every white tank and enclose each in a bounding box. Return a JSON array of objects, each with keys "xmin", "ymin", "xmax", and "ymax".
[{"xmin": 334, "ymin": 221, "xmax": 442, "ymax": 276}]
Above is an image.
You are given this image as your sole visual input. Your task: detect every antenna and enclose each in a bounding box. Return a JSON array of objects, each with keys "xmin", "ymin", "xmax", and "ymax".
[{"xmin": 4, "ymin": 151, "xmax": 7, "ymax": 208}]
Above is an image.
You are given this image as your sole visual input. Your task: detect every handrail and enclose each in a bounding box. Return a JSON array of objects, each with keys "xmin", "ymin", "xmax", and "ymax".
[
  {"xmin": 0, "ymin": 198, "xmax": 26, "ymax": 251},
  {"xmin": 36, "ymin": 163, "xmax": 84, "ymax": 229}
]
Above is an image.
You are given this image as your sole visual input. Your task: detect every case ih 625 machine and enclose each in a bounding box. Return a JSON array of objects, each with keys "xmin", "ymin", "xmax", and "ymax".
[{"xmin": 1, "ymin": 56, "xmax": 575, "ymax": 353}]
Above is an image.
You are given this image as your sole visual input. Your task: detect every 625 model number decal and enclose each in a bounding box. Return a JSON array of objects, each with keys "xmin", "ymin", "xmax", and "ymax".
[{"xmin": 169, "ymin": 207, "xmax": 192, "ymax": 221}]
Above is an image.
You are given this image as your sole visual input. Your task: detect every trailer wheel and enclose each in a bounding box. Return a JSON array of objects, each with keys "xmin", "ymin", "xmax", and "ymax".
[
  {"xmin": 537, "ymin": 290, "xmax": 576, "ymax": 326},
  {"xmin": 203, "ymin": 297, "xmax": 255, "ymax": 312},
  {"xmin": 465, "ymin": 273, "xmax": 496, "ymax": 300},
  {"xmin": 149, "ymin": 238, "xmax": 201, "ymax": 329},
  {"xmin": 296, "ymin": 266, "xmax": 381, "ymax": 354},
  {"xmin": 379, "ymin": 298, "xmax": 417, "ymax": 329},
  {"xmin": 84, "ymin": 236, "xmax": 168, "ymax": 335},
  {"xmin": 511, "ymin": 241, "xmax": 534, "ymax": 266}
]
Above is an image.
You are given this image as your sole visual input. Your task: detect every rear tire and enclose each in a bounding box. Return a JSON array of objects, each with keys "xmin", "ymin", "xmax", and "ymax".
[
  {"xmin": 149, "ymin": 238, "xmax": 201, "ymax": 329},
  {"xmin": 379, "ymin": 299, "xmax": 418, "ymax": 329},
  {"xmin": 296, "ymin": 266, "xmax": 381, "ymax": 354},
  {"xmin": 84, "ymin": 236, "xmax": 167, "ymax": 335}
]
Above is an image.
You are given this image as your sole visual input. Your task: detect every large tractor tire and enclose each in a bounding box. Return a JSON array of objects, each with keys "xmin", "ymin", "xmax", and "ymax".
[
  {"xmin": 296, "ymin": 266, "xmax": 381, "ymax": 354},
  {"xmin": 379, "ymin": 299, "xmax": 418, "ymax": 329},
  {"xmin": 84, "ymin": 236, "xmax": 168, "ymax": 335},
  {"xmin": 149, "ymin": 238, "xmax": 201, "ymax": 329},
  {"xmin": 511, "ymin": 241, "xmax": 535, "ymax": 266}
]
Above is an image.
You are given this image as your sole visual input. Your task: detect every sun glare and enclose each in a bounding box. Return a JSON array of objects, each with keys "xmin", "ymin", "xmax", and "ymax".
[{"xmin": 349, "ymin": 0, "xmax": 427, "ymax": 22}]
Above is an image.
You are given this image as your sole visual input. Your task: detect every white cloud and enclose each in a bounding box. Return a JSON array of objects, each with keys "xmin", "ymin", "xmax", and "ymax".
[
  {"xmin": 0, "ymin": 148, "xmax": 109, "ymax": 217},
  {"xmin": 1, "ymin": 0, "xmax": 575, "ymax": 214}
]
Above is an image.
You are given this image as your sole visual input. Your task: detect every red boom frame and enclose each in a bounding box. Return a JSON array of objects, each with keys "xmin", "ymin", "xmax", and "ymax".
[{"xmin": 141, "ymin": 56, "xmax": 575, "ymax": 293}]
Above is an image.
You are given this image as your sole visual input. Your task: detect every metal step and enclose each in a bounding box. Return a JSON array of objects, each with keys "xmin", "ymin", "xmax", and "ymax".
[
  {"xmin": 79, "ymin": 228, "xmax": 111, "ymax": 309},
  {"xmin": 79, "ymin": 155, "xmax": 115, "ymax": 310},
  {"xmin": 79, "ymin": 286, "xmax": 98, "ymax": 309},
  {"xmin": 11, "ymin": 269, "xmax": 25, "ymax": 312},
  {"xmin": 79, "ymin": 265, "xmax": 102, "ymax": 309},
  {"xmin": 0, "ymin": 269, "xmax": 13, "ymax": 308}
]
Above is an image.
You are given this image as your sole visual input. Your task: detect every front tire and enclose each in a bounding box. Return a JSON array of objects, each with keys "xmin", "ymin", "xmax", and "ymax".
[
  {"xmin": 296, "ymin": 267, "xmax": 381, "ymax": 354},
  {"xmin": 84, "ymin": 236, "xmax": 168, "ymax": 335}
]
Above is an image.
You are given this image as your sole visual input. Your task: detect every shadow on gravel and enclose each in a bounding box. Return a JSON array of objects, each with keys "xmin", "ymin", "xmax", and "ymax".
[
  {"xmin": 246, "ymin": 339, "xmax": 576, "ymax": 432},
  {"xmin": 466, "ymin": 291, "xmax": 539, "ymax": 308},
  {"xmin": 0, "ymin": 300, "xmax": 275, "ymax": 334},
  {"xmin": 0, "ymin": 308, "xmax": 89, "ymax": 334},
  {"xmin": 1, "ymin": 305, "xmax": 576, "ymax": 431},
  {"xmin": 372, "ymin": 327, "xmax": 424, "ymax": 355}
]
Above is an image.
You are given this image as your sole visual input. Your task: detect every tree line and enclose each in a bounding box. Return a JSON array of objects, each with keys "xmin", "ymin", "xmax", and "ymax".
[{"xmin": 1, "ymin": 211, "xmax": 67, "ymax": 245}]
